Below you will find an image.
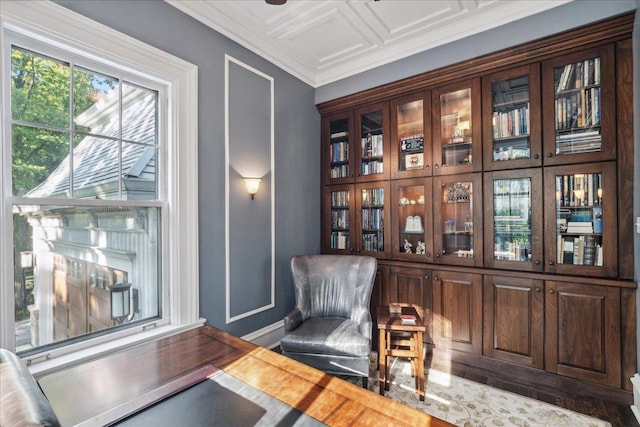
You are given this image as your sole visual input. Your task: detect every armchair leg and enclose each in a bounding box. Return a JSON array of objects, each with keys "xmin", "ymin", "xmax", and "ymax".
[{"xmin": 362, "ymin": 376, "xmax": 368, "ymax": 389}]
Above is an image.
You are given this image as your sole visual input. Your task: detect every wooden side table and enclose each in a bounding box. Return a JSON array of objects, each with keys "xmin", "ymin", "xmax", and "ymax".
[{"xmin": 377, "ymin": 305, "xmax": 426, "ymax": 401}]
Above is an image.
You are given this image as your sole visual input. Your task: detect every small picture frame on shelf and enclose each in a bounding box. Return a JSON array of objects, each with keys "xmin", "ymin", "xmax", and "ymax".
[{"xmin": 405, "ymin": 153, "xmax": 424, "ymax": 169}]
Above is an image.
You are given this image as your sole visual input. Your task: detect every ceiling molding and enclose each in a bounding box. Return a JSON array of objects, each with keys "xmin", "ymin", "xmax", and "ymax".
[{"xmin": 166, "ymin": 0, "xmax": 573, "ymax": 88}]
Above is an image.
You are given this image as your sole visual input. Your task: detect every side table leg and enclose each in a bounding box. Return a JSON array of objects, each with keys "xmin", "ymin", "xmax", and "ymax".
[
  {"xmin": 378, "ymin": 327, "xmax": 386, "ymax": 396},
  {"xmin": 417, "ymin": 331, "xmax": 425, "ymax": 401}
]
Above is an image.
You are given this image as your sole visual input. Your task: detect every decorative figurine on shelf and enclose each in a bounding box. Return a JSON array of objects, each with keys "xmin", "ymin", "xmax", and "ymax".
[
  {"xmin": 404, "ymin": 239, "xmax": 413, "ymax": 254},
  {"xmin": 416, "ymin": 241, "xmax": 425, "ymax": 255}
]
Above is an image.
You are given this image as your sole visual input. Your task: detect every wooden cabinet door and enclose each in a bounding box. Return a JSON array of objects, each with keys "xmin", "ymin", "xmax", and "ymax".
[
  {"xmin": 355, "ymin": 181, "xmax": 391, "ymax": 258},
  {"xmin": 544, "ymin": 281, "xmax": 621, "ymax": 387},
  {"xmin": 483, "ymin": 168, "xmax": 543, "ymax": 271},
  {"xmin": 323, "ymin": 111, "xmax": 355, "ymax": 185},
  {"xmin": 391, "ymin": 177, "xmax": 433, "ymax": 262},
  {"xmin": 432, "ymin": 270, "xmax": 482, "ymax": 354},
  {"xmin": 482, "ymin": 64, "xmax": 542, "ymax": 171},
  {"xmin": 386, "ymin": 266, "xmax": 433, "ymax": 344},
  {"xmin": 432, "ymin": 78, "xmax": 482, "ymax": 175},
  {"xmin": 541, "ymin": 44, "xmax": 616, "ymax": 166},
  {"xmin": 483, "ymin": 275, "xmax": 543, "ymax": 369},
  {"xmin": 390, "ymin": 91, "xmax": 432, "ymax": 179},
  {"xmin": 543, "ymin": 162, "xmax": 617, "ymax": 278},
  {"xmin": 322, "ymin": 184, "xmax": 355, "ymax": 254},
  {"xmin": 355, "ymin": 102, "xmax": 390, "ymax": 182},
  {"xmin": 433, "ymin": 173, "xmax": 483, "ymax": 267}
]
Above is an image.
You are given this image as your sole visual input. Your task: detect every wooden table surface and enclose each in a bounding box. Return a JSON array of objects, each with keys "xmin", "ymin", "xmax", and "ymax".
[{"xmin": 38, "ymin": 325, "xmax": 453, "ymax": 427}]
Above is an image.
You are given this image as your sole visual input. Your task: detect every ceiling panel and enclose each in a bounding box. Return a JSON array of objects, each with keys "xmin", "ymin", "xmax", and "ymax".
[{"xmin": 166, "ymin": 0, "xmax": 573, "ymax": 87}]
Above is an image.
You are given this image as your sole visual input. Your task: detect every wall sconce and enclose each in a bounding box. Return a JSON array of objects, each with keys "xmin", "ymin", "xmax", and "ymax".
[
  {"xmin": 244, "ymin": 178, "xmax": 262, "ymax": 200},
  {"xmin": 110, "ymin": 282, "xmax": 131, "ymax": 324}
]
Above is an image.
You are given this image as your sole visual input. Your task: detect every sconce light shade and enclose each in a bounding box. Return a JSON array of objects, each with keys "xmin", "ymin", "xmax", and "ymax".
[
  {"xmin": 110, "ymin": 282, "xmax": 132, "ymax": 323},
  {"xmin": 244, "ymin": 178, "xmax": 262, "ymax": 200}
]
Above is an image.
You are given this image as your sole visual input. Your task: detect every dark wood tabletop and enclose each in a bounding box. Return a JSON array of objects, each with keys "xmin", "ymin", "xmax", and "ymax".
[{"xmin": 37, "ymin": 325, "xmax": 453, "ymax": 427}]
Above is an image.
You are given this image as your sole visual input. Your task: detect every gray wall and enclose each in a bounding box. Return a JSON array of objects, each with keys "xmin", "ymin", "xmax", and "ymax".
[
  {"xmin": 56, "ymin": 0, "xmax": 321, "ymax": 337},
  {"xmin": 316, "ymin": 0, "xmax": 637, "ymax": 104}
]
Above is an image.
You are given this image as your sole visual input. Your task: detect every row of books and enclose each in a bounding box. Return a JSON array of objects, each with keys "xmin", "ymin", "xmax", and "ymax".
[
  {"xmin": 361, "ymin": 208, "xmax": 384, "ymax": 231},
  {"xmin": 330, "ymin": 190, "xmax": 349, "ymax": 208},
  {"xmin": 361, "ymin": 160, "xmax": 383, "ymax": 176},
  {"xmin": 330, "ymin": 210, "xmax": 349, "ymax": 230},
  {"xmin": 555, "ymin": 87, "xmax": 600, "ymax": 130},
  {"xmin": 330, "ymin": 231, "xmax": 350, "ymax": 250},
  {"xmin": 557, "ymin": 235, "xmax": 602, "ymax": 266},
  {"xmin": 361, "ymin": 133, "xmax": 384, "ymax": 158},
  {"xmin": 492, "ymin": 104, "xmax": 529, "ymax": 139},
  {"xmin": 362, "ymin": 231, "xmax": 384, "ymax": 252},
  {"xmin": 330, "ymin": 141, "xmax": 349, "ymax": 163},
  {"xmin": 555, "ymin": 173, "xmax": 602, "ymax": 207},
  {"xmin": 330, "ymin": 165, "xmax": 349, "ymax": 178},
  {"xmin": 555, "ymin": 57, "xmax": 601, "ymax": 93}
]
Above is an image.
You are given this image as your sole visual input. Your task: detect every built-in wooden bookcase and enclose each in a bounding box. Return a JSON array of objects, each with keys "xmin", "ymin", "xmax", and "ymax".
[{"xmin": 318, "ymin": 13, "xmax": 635, "ymax": 399}]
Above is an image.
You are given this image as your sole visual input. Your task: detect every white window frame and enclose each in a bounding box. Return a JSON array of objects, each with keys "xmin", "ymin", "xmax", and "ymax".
[{"xmin": 0, "ymin": 1, "xmax": 200, "ymax": 375}]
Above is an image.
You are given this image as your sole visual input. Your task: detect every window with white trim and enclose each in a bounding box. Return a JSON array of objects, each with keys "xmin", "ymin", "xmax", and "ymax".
[{"xmin": 1, "ymin": 2, "xmax": 199, "ymax": 366}]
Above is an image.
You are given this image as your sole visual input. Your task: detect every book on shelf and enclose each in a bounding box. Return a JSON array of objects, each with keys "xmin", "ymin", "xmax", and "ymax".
[{"xmin": 330, "ymin": 130, "xmax": 348, "ymax": 139}]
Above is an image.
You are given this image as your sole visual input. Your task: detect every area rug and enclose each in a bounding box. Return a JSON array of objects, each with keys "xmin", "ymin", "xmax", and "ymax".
[{"xmin": 341, "ymin": 354, "xmax": 611, "ymax": 427}]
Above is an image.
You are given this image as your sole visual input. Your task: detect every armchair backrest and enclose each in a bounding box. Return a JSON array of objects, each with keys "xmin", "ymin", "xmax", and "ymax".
[{"xmin": 290, "ymin": 255, "xmax": 376, "ymax": 320}]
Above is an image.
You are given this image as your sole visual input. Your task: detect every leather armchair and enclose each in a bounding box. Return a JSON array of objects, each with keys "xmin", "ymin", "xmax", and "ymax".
[
  {"xmin": 280, "ymin": 255, "xmax": 377, "ymax": 388},
  {"xmin": 0, "ymin": 348, "xmax": 61, "ymax": 427}
]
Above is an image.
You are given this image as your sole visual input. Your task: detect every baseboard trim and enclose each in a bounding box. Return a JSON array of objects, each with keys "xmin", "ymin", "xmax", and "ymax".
[{"xmin": 242, "ymin": 321, "xmax": 283, "ymax": 349}]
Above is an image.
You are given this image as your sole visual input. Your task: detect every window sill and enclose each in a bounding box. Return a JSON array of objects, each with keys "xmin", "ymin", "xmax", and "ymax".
[{"xmin": 28, "ymin": 319, "xmax": 206, "ymax": 378}]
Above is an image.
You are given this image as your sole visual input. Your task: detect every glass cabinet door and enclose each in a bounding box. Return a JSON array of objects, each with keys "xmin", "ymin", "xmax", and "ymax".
[
  {"xmin": 392, "ymin": 178, "xmax": 433, "ymax": 261},
  {"xmin": 484, "ymin": 169, "xmax": 543, "ymax": 271},
  {"xmin": 482, "ymin": 64, "xmax": 541, "ymax": 170},
  {"xmin": 323, "ymin": 184, "xmax": 354, "ymax": 254},
  {"xmin": 323, "ymin": 112, "xmax": 354, "ymax": 185},
  {"xmin": 356, "ymin": 103, "xmax": 389, "ymax": 182},
  {"xmin": 543, "ymin": 162, "xmax": 617, "ymax": 277},
  {"xmin": 356, "ymin": 182, "xmax": 390, "ymax": 257},
  {"xmin": 542, "ymin": 45, "xmax": 615, "ymax": 165},
  {"xmin": 432, "ymin": 79, "xmax": 481, "ymax": 175},
  {"xmin": 433, "ymin": 174, "xmax": 482, "ymax": 267},
  {"xmin": 391, "ymin": 92, "xmax": 431, "ymax": 179}
]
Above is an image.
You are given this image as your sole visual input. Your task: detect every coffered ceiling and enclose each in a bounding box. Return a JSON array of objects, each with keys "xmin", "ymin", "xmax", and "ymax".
[{"xmin": 167, "ymin": 0, "xmax": 572, "ymax": 87}]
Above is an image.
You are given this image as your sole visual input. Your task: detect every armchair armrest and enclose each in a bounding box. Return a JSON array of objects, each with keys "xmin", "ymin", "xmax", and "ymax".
[
  {"xmin": 352, "ymin": 307, "xmax": 373, "ymax": 341},
  {"xmin": 284, "ymin": 307, "xmax": 303, "ymax": 332}
]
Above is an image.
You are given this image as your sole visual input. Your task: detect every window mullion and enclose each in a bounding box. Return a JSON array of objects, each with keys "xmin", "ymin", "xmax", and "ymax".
[{"xmin": 69, "ymin": 62, "xmax": 75, "ymax": 198}]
